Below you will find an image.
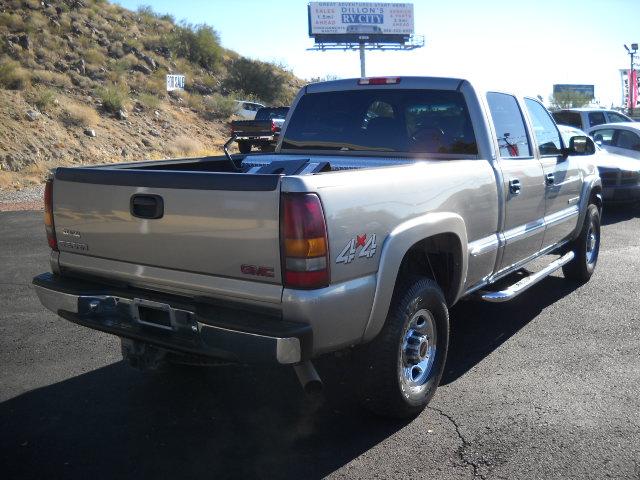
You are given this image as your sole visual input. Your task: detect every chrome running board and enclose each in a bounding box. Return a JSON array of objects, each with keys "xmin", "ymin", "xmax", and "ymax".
[{"xmin": 480, "ymin": 251, "xmax": 575, "ymax": 303}]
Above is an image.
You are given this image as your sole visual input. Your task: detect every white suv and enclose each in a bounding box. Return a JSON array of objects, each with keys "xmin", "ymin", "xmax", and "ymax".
[
  {"xmin": 551, "ymin": 108, "xmax": 633, "ymax": 132},
  {"xmin": 235, "ymin": 100, "xmax": 265, "ymax": 120}
]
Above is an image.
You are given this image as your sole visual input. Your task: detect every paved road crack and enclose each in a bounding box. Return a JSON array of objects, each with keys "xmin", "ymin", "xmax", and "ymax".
[{"xmin": 429, "ymin": 406, "xmax": 487, "ymax": 480}]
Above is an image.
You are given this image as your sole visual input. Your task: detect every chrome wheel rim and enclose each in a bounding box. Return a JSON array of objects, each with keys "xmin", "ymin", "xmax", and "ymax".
[
  {"xmin": 585, "ymin": 221, "xmax": 598, "ymax": 265},
  {"xmin": 399, "ymin": 309, "xmax": 437, "ymax": 398}
]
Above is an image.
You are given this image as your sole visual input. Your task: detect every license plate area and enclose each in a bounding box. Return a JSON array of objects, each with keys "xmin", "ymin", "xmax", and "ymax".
[{"xmin": 132, "ymin": 299, "xmax": 175, "ymax": 331}]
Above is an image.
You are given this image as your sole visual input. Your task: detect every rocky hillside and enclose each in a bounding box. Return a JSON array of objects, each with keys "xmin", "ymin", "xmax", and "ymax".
[{"xmin": 0, "ymin": 0, "xmax": 304, "ymax": 190}]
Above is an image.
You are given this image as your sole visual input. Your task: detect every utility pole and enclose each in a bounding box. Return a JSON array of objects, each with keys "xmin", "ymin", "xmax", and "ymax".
[
  {"xmin": 624, "ymin": 43, "xmax": 638, "ymax": 116},
  {"xmin": 359, "ymin": 42, "xmax": 366, "ymax": 77}
]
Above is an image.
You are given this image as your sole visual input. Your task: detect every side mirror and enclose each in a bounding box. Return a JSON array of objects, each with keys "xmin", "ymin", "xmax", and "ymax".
[{"xmin": 564, "ymin": 135, "xmax": 595, "ymax": 156}]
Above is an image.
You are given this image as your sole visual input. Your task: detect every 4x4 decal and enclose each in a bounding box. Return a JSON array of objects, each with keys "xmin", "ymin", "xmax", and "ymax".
[{"xmin": 336, "ymin": 233, "xmax": 377, "ymax": 264}]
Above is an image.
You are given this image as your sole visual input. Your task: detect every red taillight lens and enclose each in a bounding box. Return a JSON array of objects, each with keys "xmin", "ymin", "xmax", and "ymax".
[
  {"xmin": 271, "ymin": 120, "xmax": 278, "ymax": 133},
  {"xmin": 281, "ymin": 193, "xmax": 329, "ymax": 289},
  {"xmin": 44, "ymin": 178, "xmax": 58, "ymax": 251}
]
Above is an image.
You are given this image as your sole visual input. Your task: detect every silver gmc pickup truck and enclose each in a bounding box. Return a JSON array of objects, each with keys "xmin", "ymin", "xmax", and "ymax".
[{"xmin": 34, "ymin": 77, "xmax": 602, "ymax": 418}]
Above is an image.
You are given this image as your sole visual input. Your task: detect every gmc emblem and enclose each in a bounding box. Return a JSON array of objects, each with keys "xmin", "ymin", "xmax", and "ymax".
[{"xmin": 240, "ymin": 264, "xmax": 275, "ymax": 278}]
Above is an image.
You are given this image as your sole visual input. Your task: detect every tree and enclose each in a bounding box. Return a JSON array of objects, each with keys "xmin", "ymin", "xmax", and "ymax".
[{"xmin": 549, "ymin": 91, "xmax": 592, "ymax": 109}]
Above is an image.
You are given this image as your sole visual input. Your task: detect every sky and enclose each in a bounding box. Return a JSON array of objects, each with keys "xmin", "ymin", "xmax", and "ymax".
[{"xmin": 115, "ymin": 0, "xmax": 638, "ymax": 107}]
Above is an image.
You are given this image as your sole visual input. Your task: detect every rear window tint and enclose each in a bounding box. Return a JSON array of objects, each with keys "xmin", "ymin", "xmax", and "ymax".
[{"xmin": 281, "ymin": 89, "xmax": 477, "ymax": 155}]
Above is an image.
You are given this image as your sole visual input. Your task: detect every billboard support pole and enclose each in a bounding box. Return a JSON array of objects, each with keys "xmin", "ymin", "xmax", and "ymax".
[{"xmin": 359, "ymin": 42, "xmax": 365, "ymax": 78}]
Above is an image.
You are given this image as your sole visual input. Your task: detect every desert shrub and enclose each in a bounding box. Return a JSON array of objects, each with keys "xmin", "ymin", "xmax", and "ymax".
[
  {"xmin": 138, "ymin": 92, "xmax": 161, "ymax": 109},
  {"xmin": 97, "ymin": 83, "xmax": 128, "ymax": 113},
  {"xmin": 168, "ymin": 23, "xmax": 223, "ymax": 71},
  {"xmin": 30, "ymin": 88, "xmax": 56, "ymax": 112},
  {"xmin": 223, "ymin": 58, "xmax": 286, "ymax": 104},
  {"xmin": 62, "ymin": 101, "xmax": 99, "ymax": 127},
  {"xmin": 0, "ymin": 58, "xmax": 30, "ymax": 90},
  {"xmin": 202, "ymin": 93, "xmax": 236, "ymax": 118},
  {"xmin": 169, "ymin": 135, "xmax": 203, "ymax": 157},
  {"xmin": 32, "ymin": 70, "xmax": 72, "ymax": 88},
  {"xmin": 0, "ymin": 12, "xmax": 25, "ymax": 32},
  {"xmin": 84, "ymin": 48, "xmax": 106, "ymax": 66},
  {"xmin": 185, "ymin": 92, "xmax": 204, "ymax": 111}
]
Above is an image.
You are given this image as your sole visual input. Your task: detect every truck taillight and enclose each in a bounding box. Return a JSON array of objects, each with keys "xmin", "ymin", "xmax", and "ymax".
[
  {"xmin": 271, "ymin": 120, "xmax": 278, "ymax": 133},
  {"xmin": 281, "ymin": 193, "xmax": 329, "ymax": 289},
  {"xmin": 44, "ymin": 178, "xmax": 58, "ymax": 251}
]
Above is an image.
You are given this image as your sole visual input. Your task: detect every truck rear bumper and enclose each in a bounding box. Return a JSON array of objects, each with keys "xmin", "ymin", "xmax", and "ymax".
[{"xmin": 33, "ymin": 273, "xmax": 311, "ymax": 365}]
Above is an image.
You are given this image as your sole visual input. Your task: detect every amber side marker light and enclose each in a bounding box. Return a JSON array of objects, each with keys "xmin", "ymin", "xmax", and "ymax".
[
  {"xmin": 281, "ymin": 193, "xmax": 330, "ymax": 289},
  {"xmin": 44, "ymin": 178, "xmax": 58, "ymax": 251}
]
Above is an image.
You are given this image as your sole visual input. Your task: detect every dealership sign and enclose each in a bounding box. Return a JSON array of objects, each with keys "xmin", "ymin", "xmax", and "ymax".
[{"xmin": 308, "ymin": 2, "xmax": 414, "ymax": 37}]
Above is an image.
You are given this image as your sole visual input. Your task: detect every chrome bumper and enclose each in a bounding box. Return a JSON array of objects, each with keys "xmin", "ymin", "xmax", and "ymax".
[{"xmin": 33, "ymin": 273, "xmax": 310, "ymax": 365}]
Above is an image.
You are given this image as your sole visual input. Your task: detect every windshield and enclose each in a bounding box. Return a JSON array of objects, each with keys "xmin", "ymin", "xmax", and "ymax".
[
  {"xmin": 255, "ymin": 107, "xmax": 289, "ymax": 120},
  {"xmin": 281, "ymin": 89, "xmax": 477, "ymax": 155}
]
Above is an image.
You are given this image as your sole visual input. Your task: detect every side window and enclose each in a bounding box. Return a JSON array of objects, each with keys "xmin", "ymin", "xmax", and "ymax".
[
  {"xmin": 607, "ymin": 112, "xmax": 630, "ymax": 123},
  {"xmin": 486, "ymin": 93, "xmax": 532, "ymax": 158},
  {"xmin": 551, "ymin": 111, "xmax": 582, "ymax": 129},
  {"xmin": 524, "ymin": 99, "xmax": 562, "ymax": 156},
  {"xmin": 591, "ymin": 128, "xmax": 614, "ymax": 146},
  {"xmin": 588, "ymin": 112, "xmax": 606, "ymax": 127},
  {"xmin": 615, "ymin": 130, "xmax": 640, "ymax": 150}
]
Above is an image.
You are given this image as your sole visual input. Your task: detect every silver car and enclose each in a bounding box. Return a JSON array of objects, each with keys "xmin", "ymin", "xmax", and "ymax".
[{"xmin": 559, "ymin": 124, "xmax": 640, "ymax": 203}]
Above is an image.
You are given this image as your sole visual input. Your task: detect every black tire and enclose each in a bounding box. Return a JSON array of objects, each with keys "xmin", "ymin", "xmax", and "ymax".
[
  {"xmin": 562, "ymin": 203, "xmax": 601, "ymax": 282},
  {"xmin": 237, "ymin": 140, "xmax": 251, "ymax": 154},
  {"xmin": 356, "ymin": 277, "xmax": 449, "ymax": 418}
]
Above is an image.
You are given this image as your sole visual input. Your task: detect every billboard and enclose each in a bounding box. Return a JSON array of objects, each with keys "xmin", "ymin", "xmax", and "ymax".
[
  {"xmin": 309, "ymin": 2, "xmax": 414, "ymax": 43},
  {"xmin": 552, "ymin": 84, "xmax": 595, "ymax": 99}
]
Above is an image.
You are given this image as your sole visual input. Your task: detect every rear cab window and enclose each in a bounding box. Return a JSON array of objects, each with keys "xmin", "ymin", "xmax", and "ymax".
[
  {"xmin": 486, "ymin": 93, "xmax": 532, "ymax": 158},
  {"xmin": 281, "ymin": 89, "xmax": 478, "ymax": 155},
  {"xmin": 524, "ymin": 99, "xmax": 562, "ymax": 156}
]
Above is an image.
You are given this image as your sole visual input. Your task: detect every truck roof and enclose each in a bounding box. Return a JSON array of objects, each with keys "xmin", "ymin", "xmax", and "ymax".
[{"xmin": 306, "ymin": 76, "xmax": 467, "ymax": 93}]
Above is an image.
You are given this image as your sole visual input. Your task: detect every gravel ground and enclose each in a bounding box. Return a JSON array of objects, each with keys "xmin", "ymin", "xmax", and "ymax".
[{"xmin": 0, "ymin": 186, "xmax": 44, "ymax": 211}]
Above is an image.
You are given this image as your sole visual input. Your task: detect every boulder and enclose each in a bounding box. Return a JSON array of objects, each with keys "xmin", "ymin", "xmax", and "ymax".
[
  {"xmin": 26, "ymin": 110, "xmax": 41, "ymax": 122},
  {"xmin": 84, "ymin": 129, "xmax": 96, "ymax": 138}
]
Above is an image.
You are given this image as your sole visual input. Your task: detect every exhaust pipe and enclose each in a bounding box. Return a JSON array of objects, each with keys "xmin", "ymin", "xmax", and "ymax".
[{"xmin": 293, "ymin": 361, "xmax": 323, "ymax": 395}]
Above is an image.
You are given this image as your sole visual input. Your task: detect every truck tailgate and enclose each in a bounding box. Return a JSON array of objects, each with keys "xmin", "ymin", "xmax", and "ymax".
[{"xmin": 52, "ymin": 168, "xmax": 283, "ymax": 287}]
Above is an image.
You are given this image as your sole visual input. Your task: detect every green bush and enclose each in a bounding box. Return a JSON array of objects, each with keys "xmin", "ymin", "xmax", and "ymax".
[
  {"xmin": 98, "ymin": 83, "xmax": 128, "ymax": 113},
  {"xmin": 168, "ymin": 23, "xmax": 223, "ymax": 71},
  {"xmin": 32, "ymin": 88, "xmax": 56, "ymax": 112},
  {"xmin": 0, "ymin": 59, "xmax": 30, "ymax": 90},
  {"xmin": 203, "ymin": 93, "xmax": 237, "ymax": 119},
  {"xmin": 138, "ymin": 92, "xmax": 161, "ymax": 110},
  {"xmin": 223, "ymin": 58, "xmax": 286, "ymax": 104}
]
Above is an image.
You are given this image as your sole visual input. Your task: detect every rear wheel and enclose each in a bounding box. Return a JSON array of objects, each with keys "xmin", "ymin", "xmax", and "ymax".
[
  {"xmin": 562, "ymin": 203, "xmax": 600, "ymax": 282},
  {"xmin": 357, "ymin": 277, "xmax": 449, "ymax": 418},
  {"xmin": 237, "ymin": 140, "xmax": 251, "ymax": 154}
]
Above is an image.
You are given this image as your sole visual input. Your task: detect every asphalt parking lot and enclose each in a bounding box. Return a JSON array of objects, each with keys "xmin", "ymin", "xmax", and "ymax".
[{"xmin": 1, "ymin": 207, "xmax": 639, "ymax": 480}]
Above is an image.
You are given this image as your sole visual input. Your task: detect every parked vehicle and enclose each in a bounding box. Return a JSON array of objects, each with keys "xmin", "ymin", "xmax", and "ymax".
[
  {"xmin": 558, "ymin": 125, "xmax": 640, "ymax": 203},
  {"xmin": 234, "ymin": 100, "xmax": 265, "ymax": 120},
  {"xmin": 587, "ymin": 122, "xmax": 640, "ymax": 160},
  {"xmin": 230, "ymin": 107, "xmax": 290, "ymax": 153},
  {"xmin": 33, "ymin": 77, "xmax": 602, "ymax": 418},
  {"xmin": 551, "ymin": 108, "xmax": 633, "ymax": 132}
]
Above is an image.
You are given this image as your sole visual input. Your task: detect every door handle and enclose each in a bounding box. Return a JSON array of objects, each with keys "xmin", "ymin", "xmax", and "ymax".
[
  {"xmin": 130, "ymin": 194, "xmax": 164, "ymax": 219},
  {"xmin": 509, "ymin": 179, "xmax": 521, "ymax": 195},
  {"xmin": 546, "ymin": 173, "xmax": 555, "ymax": 185}
]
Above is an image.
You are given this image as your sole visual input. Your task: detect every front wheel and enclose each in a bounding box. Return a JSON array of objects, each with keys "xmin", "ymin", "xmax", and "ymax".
[
  {"xmin": 562, "ymin": 203, "xmax": 601, "ymax": 282},
  {"xmin": 356, "ymin": 277, "xmax": 449, "ymax": 418}
]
